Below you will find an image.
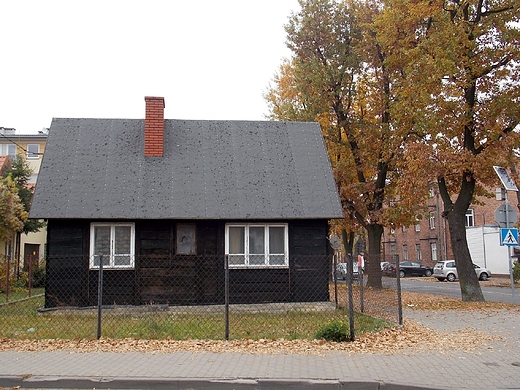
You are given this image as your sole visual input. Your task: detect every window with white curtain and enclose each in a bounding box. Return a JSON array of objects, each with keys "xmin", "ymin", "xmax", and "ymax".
[
  {"xmin": 226, "ymin": 223, "xmax": 288, "ymax": 267},
  {"xmin": 90, "ymin": 223, "xmax": 135, "ymax": 269}
]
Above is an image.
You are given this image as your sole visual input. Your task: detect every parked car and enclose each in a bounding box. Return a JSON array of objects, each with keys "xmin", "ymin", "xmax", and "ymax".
[
  {"xmin": 382, "ymin": 262, "xmax": 397, "ymax": 276},
  {"xmin": 334, "ymin": 262, "xmax": 359, "ymax": 280},
  {"xmin": 433, "ymin": 260, "xmax": 491, "ymax": 282},
  {"xmin": 474, "ymin": 263, "xmax": 492, "ymax": 281},
  {"xmin": 398, "ymin": 261, "xmax": 433, "ymax": 278}
]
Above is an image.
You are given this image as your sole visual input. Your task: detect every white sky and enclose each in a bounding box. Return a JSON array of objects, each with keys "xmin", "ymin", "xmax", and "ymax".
[{"xmin": 1, "ymin": 0, "xmax": 300, "ymax": 134}]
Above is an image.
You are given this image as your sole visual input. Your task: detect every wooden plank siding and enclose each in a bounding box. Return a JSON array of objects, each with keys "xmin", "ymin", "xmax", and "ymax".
[
  {"xmin": 45, "ymin": 221, "xmax": 89, "ymax": 307},
  {"xmin": 44, "ymin": 219, "xmax": 332, "ymax": 307}
]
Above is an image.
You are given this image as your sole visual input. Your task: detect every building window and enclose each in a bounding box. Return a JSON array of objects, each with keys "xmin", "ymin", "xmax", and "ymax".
[
  {"xmin": 0, "ymin": 144, "xmax": 16, "ymax": 158},
  {"xmin": 403, "ymin": 244, "xmax": 408, "ymax": 261},
  {"xmin": 176, "ymin": 224, "xmax": 196, "ymax": 255},
  {"xmin": 429, "ymin": 213, "xmax": 435, "ymax": 230},
  {"xmin": 402, "ymin": 226, "xmax": 407, "ymax": 232},
  {"xmin": 225, "ymin": 223, "xmax": 288, "ymax": 267},
  {"xmin": 415, "ymin": 223, "xmax": 421, "ymax": 232},
  {"xmin": 431, "ymin": 243, "xmax": 437, "ymax": 262},
  {"xmin": 26, "ymin": 144, "xmax": 39, "ymax": 159},
  {"xmin": 390, "ymin": 243, "xmax": 397, "ymax": 261},
  {"xmin": 415, "ymin": 244, "xmax": 422, "ymax": 262},
  {"xmin": 465, "ymin": 209, "xmax": 474, "ymax": 227},
  {"xmin": 90, "ymin": 223, "xmax": 135, "ymax": 269}
]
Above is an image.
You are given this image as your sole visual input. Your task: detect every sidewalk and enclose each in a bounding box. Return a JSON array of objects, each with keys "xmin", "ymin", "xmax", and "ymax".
[{"xmin": 0, "ymin": 308, "xmax": 519, "ymax": 390}]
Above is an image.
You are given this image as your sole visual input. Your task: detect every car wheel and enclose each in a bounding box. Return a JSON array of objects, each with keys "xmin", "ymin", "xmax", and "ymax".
[
  {"xmin": 436, "ymin": 277, "xmax": 445, "ymax": 282},
  {"xmin": 447, "ymin": 273, "xmax": 456, "ymax": 282},
  {"xmin": 479, "ymin": 273, "xmax": 488, "ymax": 281},
  {"xmin": 399, "ymin": 270, "xmax": 405, "ymax": 278},
  {"xmin": 425, "ymin": 270, "xmax": 432, "ymax": 277}
]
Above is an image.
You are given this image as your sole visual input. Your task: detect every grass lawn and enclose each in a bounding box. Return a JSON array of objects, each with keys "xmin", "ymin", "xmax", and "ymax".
[
  {"xmin": 0, "ymin": 288, "xmax": 44, "ymax": 304},
  {"xmin": 0, "ymin": 292, "xmax": 392, "ymax": 341}
]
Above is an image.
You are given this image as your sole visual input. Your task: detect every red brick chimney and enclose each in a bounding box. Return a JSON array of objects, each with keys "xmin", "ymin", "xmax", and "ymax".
[{"xmin": 144, "ymin": 96, "xmax": 165, "ymax": 157}]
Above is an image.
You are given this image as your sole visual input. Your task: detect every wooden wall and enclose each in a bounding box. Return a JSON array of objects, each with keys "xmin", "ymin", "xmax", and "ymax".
[{"xmin": 44, "ymin": 219, "xmax": 331, "ymax": 307}]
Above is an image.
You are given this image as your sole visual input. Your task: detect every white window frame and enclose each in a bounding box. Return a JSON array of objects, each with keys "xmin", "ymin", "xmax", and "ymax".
[
  {"xmin": 465, "ymin": 209, "xmax": 474, "ymax": 227},
  {"xmin": 26, "ymin": 144, "xmax": 40, "ymax": 159},
  {"xmin": 414, "ymin": 223, "xmax": 421, "ymax": 232},
  {"xmin": 429, "ymin": 213, "xmax": 435, "ymax": 230},
  {"xmin": 431, "ymin": 243, "xmax": 437, "ymax": 262},
  {"xmin": 89, "ymin": 223, "xmax": 135, "ymax": 269},
  {"xmin": 225, "ymin": 223, "xmax": 289, "ymax": 268},
  {"xmin": 0, "ymin": 144, "xmax": 16, "ymax": 158},
  {"xmin": 415, "ymin": 244, "xmax": 422, "ymax": 262},
  {"xmin": 402, "ymin": 244, "xmax": 408, "ymax": 261}
]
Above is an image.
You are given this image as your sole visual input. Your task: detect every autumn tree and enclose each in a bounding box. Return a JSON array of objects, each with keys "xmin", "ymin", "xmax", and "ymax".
[
  {"xmin": 266, "ymin": 0, "xmax": 430, "ymax": 288},
  {"xmin": 3, "ymin": 158, "xmax": 45, "ymax": 235},
  {"xmin": 0, "ymin": 174, "xmax": 27, "ymax": 242},
  {"xmin": 376, "ymin": 0, "xmax": 520, "ymax": 301}
]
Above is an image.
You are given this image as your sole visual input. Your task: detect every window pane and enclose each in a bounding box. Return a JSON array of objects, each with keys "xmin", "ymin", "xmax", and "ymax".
[
  {"xmin": 269, "ymin": 227, "xmax": 285, "ymax": 254},
  {"xmin": 249, "ymin": 227, "xmax": 264, "ymax": 255},
  {"xmin": 269, "ymin": 254, "xmax": 285, "ymax": 265},
  {"xmin": 114, "ymin": 255, "xmax": 131, "ymax": 266},
  {"xmin": 0, "ymin": 144, "xmax": 16, "ymax": 158},
  {"xmin": 229, "ymin": 227, "xmax": 244, "ymax": 254},
  {"xmin": 93, "ymin": 254, "xmax": 110, "ymax": 267},
  {"xmin": 94, "ymin": 226, "xmax": 110, "ymax": 256},
  {"xmin": 27, "ymin": 144, "xmax": 39, "ymax": 158},
  {"xmin": 249, "ymin": 254, "xmax": 266, "ymax": 265},
  {"xmin": 114, "ymin": 226, "xmax": 131, "ymax": 254},
  {"xmin": 228, "ymin": 254, "xmax": 245, "ymax": 265}
]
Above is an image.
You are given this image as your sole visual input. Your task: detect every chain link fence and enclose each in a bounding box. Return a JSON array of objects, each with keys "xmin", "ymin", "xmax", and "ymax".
[
  {"xmin": 330, "ymin": 253, "xmax": 402, "ymax": 326},
  {"xmin": 1, "ymin": 253, "xmax": 401, "ymax": 341}
]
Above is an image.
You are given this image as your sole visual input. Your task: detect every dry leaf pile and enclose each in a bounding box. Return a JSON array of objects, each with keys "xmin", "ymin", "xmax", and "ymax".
[
  {"xmin": 0, "ymin": 287, "xmax": 514, "ymax": 356},
  {"xmin": 0, "ymin": 320, "xmax": 501, "ymax": 356}
]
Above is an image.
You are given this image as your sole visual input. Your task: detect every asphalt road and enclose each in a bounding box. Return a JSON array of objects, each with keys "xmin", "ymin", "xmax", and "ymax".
[{"xmin": 393, "ymin": 277, "xmax": 519, "ymax": 305}]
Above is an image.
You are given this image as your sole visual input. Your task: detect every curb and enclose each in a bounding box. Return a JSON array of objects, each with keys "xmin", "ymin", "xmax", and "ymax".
[{"xmin": 0, "ymin": 375, "xmax": 446, "ymax": 390}]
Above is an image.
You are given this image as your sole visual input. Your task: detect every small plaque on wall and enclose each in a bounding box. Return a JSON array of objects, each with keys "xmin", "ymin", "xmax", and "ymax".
[{"xmin": 177, "ymin": 224, "xmax": 196, "ymax": 255}]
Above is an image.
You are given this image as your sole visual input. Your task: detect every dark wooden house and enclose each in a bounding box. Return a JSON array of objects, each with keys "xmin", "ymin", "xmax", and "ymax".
[{"xmin": 30, "ymin": 97, "xmax": 343, "ymax": 308}]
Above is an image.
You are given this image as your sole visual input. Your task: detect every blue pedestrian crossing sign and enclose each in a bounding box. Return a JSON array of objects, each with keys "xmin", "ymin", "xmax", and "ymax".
[{"xmin": 500, "ymin": 228, "xmax": 519, "ymax": 246}]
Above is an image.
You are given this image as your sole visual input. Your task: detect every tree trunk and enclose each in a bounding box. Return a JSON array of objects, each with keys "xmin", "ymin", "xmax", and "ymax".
[
  {"xmin": 366, "ymin": 223, "xmax": 383, "ymax": 289},
  {"xmin": 446, "ymin": 208, "xmax": 485, "ymax": 302},
  {"xmin": 341, "ymin": 229, "xmax": 355, "ymax": 255}
]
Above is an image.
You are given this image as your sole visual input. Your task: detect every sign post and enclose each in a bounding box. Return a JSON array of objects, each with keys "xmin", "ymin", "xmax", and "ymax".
[{"xmin": 494, "ymin": 166, "xmax": 518, "ymax": 304}]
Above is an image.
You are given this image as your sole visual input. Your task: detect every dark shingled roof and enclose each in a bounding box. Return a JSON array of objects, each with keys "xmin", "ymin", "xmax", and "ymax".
[{"xmin": 30, "ymin": 118, "xmax": 343, "ymax": 220}]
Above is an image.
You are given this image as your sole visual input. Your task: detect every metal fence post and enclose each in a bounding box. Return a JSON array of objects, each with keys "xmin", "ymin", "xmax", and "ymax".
[
  {"xmin": 224, "ymin": 254, "xmax": 229, "ymax": 340},
  {"xmin": 5, "ymin": 255, "xmax": 9, "ymax": 303},
  {"xmin": 333, "ymin": 252, "xmax": 338, "ymax": 307},
  {"xmin": 97, "ymin": 254, "xmax": 104, "ymax": 340},
  {"xmin": 346, "ymin": 252, "xmax": 355, "ymax": 342},
  {"xmin": 396, "ymin": 260, "xmax": 403, "ymax": 326},
  {"xmin": 28, "ymin": 256, "xmax": 33, "ymax": 298},
  {"xmin": 359, "ymin": 266, "xmax": 364, "ymax": 313}
]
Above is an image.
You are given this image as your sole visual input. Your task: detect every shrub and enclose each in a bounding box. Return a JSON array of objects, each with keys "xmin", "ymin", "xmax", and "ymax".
[
  {"xmin": 513, "ymin": 261, "xmax": 520, "ymax": 283},
  {"xmin": 12, "ymin": 273, "xmax": 28, "ymax": 290},
  {"xmin": 31, "ymin": 266, "xmax": 46, "ymax": 288},
  {"xmin": 315, "ymin": 319, "xmax": 349, "ymax": 342}
]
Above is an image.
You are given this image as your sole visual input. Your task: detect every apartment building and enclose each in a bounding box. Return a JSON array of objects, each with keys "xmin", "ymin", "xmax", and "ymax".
[
  {"xmin": 383, "ymin": 187, "xmax": 518, "ymax": 276},
  {"xmin": 0, "ymin": 127, "xmax": 48, "ymax": 272}
]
